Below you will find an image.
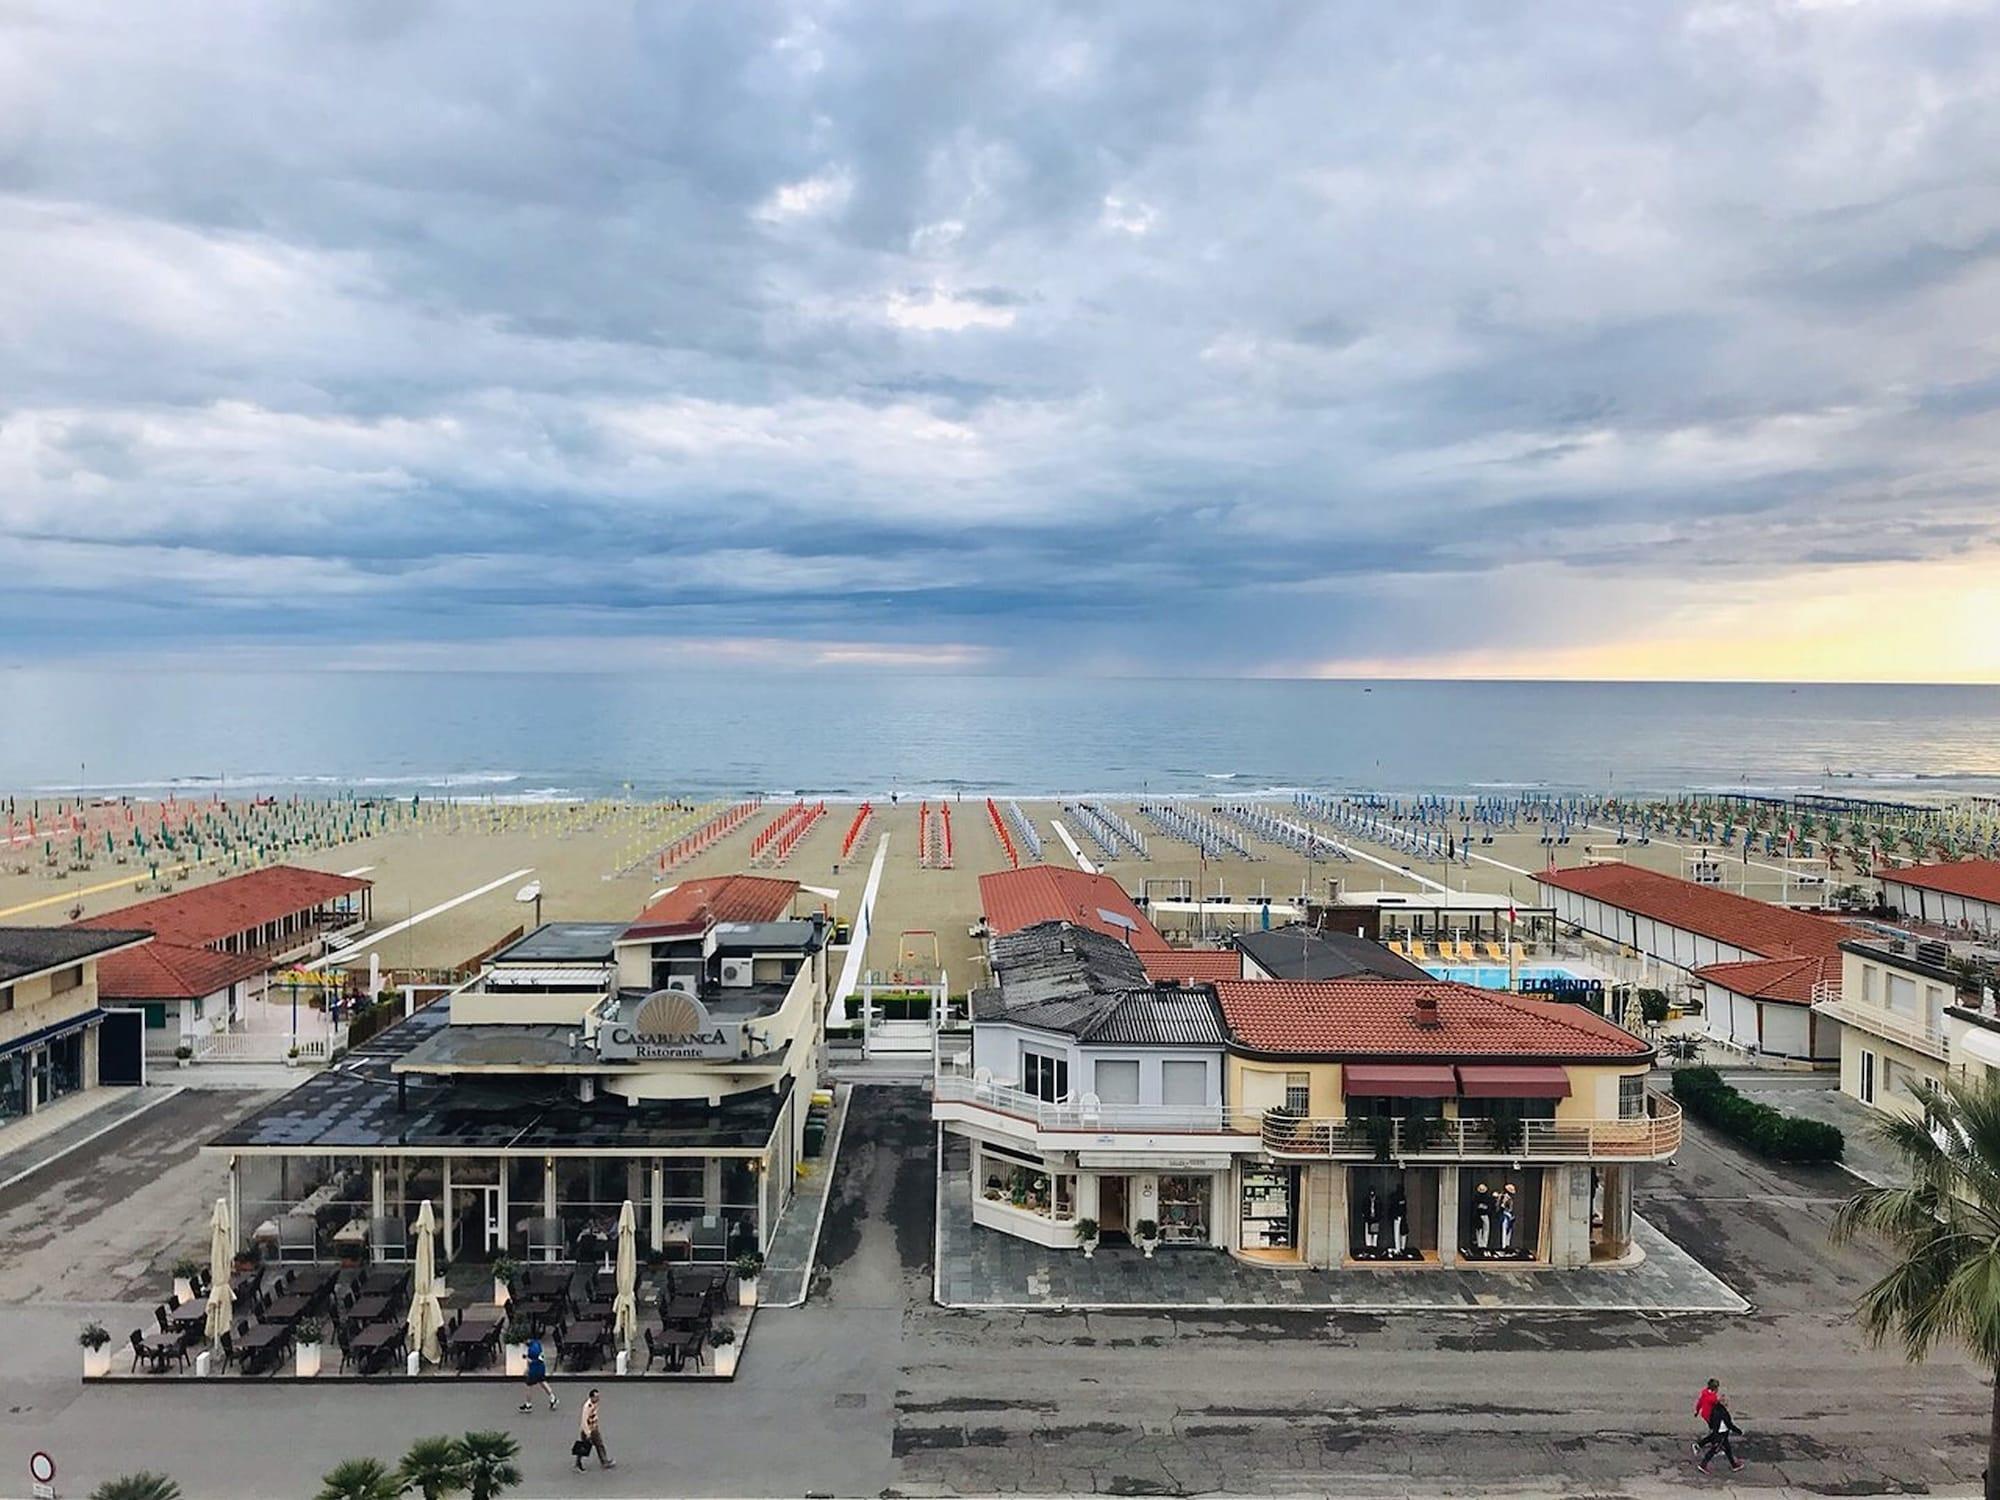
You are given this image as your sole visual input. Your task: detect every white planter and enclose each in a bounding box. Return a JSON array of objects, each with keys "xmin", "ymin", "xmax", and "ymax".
[
  {"xmin": 493, "ymin": 1279, "xmax": 510, "ymax": 1307},
  {"xmin": 504, "ymin": 1342, "xmax": 528, "ymax": 1377},
  {"xmin": 738, "ymin": 1277, "xmax": 758, "ymax": 1308},
  {"xmin": 1080, "ymin": 1239, "xmax": 1097, "ymax": 1259},
  {"xmin": 615, "ymin": 1349, "xmax": 630, "ymax": 1376},
  {"xmin": 173, "ymin": 1276, "xmax": 196, "ymax": 1304},
  {"xmin": 82, "ymin": 1346, "xmax": 112, "ymax": 1378},
  {"xmin": 1140, "ymin": 1240, "xmax": 1158, "ymax": 1260},
  {"xmin": 285, "ymin": 1054, "xmax": 300, "ymax": 1068},
  {"xmin": 405, "ymin": 1349, "xmax": 421, "ymax": 1376},
  {"xmin": 714, "ymin": 1344, "xmax": 738, "ymax": 1377},
  {"xmin": 296, "ymin": 1343, "xmax": 322, "ymax": 1378}
]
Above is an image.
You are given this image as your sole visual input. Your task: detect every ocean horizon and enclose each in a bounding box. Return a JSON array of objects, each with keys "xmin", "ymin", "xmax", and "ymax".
[{"xmin": 4, "ymin": 669, "xmax": 1998, "ymax": 803}]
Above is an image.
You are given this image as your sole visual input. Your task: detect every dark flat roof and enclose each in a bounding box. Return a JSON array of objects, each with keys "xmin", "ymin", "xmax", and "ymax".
[
  {"xmin": 1237, "ymin": 925, "xmax": 1431, "ymax": 983},
  {"xmin": 0, "ymin": 927, "xmax": 151, "ymax": 985},
  {"xmin": 208, "ymin": 1002, "xmax": 791, "ymax": 1155},
  {"xmin": 490, "ymin": 923, "xmax": 627, "ymax": 965}
]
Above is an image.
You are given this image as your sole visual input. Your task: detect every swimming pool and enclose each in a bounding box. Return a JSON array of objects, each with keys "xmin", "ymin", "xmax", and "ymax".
[{"xmin": 1422, "ymin": 965, "xmax": 1595, "ymax": 993}]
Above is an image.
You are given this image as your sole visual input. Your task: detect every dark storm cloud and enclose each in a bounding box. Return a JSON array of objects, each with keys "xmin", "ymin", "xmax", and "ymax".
[{"xmin": 4, "ymin": 0, "xmax": 2000, "ymax": 673}]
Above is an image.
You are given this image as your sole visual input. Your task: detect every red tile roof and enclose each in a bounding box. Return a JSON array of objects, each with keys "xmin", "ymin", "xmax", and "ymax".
[
  {"xmin": 979, "ymin": 866, "xmax": 1170, "ymax": 951},
  {"xmin": 78, "ymin": 866, "xmax": 370, "ymax": 949},
  {"xmin": 1877, "ymin": 859, "xmax": 2000, "ymax": 906},
  {"xmin": 1213, "ymin": 978, "xmax": 1651, "ymax": 1061},
  {"xmin": 1692, "ymin": 954, "xmax": 1827, "ymax": 1006},
  {"xmin": 1140, "ymin": 949, "xmax": 1244, "ymax": 983},
  {"xmin": 96, "ymin": 940, "xmax": 269, "ymax": 1001},
  {"xmin": 1536, "ymin": 863, "xmax": 1849, "ymax": 964},
  {"xmin": 626, "ymin": 874, "xmax": 799, "ymax": 934}
]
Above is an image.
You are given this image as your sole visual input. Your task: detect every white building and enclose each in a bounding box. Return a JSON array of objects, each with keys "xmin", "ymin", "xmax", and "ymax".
[{"xmin": 1879, "ymin": 860, "xmax": 2000, "ymax": 938}]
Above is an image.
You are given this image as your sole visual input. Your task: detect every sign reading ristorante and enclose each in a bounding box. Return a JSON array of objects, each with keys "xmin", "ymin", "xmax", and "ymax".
[{"xmin": 596, "ymin": 989, "xmax": 743, "ymax": 1062}]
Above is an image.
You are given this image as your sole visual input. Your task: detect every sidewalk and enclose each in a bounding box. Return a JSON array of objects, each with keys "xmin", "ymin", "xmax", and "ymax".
[
  {"xmin": 0, "ymin": 1084, "xmax": 183, "ymax": 1189},
  {"xmin": 1721, "ymin": 1070, "xmax": 1905, "ymax": 1186},
  {"xmin": 758, "ymin": 1082, "xmax": 850, "ymax": 1305}
]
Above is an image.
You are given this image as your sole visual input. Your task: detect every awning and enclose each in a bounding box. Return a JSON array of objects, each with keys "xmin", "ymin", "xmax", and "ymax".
[
  {"xmin": 0, "ymin": 1006, "xmax": 106, "ymax": 1060},
  {"xmin": 1078, "ymin": 1152, "xmax": 1235, "ymax": 1170},
  {"xmin": 1455, "ymin": 1064, "xmax": 1572, "ymax": 1099},
  {"xmin": 1341, "ymin": 1063, "xmax": 1457, "ymax": 1098}
]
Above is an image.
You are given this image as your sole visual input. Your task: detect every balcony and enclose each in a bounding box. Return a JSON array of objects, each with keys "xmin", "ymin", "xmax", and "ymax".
[
  {"xmin": 931, "ymin": 1056, "xmax": 1260, "ymax": 1149},
  {"xmin": 1811, "ymin": 981, "xmax": 1950, "ymax": 1062},
  {"xmin": 1258, "ymin": 1092, "xmax": 1682, "ymax": 1163}
]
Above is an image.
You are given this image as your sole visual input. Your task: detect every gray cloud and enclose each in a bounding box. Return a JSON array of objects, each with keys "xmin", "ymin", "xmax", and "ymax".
[{"xmin": 3, "ymin": 0, "xmax": 2000, "ymax": 673}]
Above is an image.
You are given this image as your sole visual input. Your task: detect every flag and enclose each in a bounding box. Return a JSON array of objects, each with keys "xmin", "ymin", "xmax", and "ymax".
[{"xmin": 1506, "ymin": 904, "xmax": 1517, "ymax": 925}]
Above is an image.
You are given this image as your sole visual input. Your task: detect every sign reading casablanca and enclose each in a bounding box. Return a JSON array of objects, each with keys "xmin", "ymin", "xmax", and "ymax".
[{"xmin": 597, "ymin": 989, "xmax": 743, "ymax": 1062}]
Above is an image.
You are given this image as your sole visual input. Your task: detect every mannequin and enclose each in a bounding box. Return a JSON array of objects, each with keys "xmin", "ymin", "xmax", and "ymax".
[
  {"xmin": 1498, "ymin": 1182, "xmax": 1517, "ymax": 1255},
  {"xmin": 1361, "ymin": 1187, "xmax": 1382, "ymax": 1256},
  {"xmin": 1389, "ymin": 1186, "xmax": 1409, "ymax": 1257},
  {"xmin": 1472, "ymin": 1181, "xmax": 1494, "ymax": 1255},
  {"xmin": 1590, "ymin": 1168, "xmax": 1605, "ymax": 1229}
]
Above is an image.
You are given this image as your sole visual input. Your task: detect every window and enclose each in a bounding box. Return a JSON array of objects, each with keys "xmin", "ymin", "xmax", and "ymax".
[
  {"xmin": 1284, "ymin": 1072, "xmax": 1311, "ymax": 1114},
  {"xmin": 0, "ymin": 984, "xmax": 11, "ymax": 1015},
  {"xmin": 1880, "ymin": 1057, "xmax": 1895, "ymax": 1098},
  {"xmin": 977, "ymin": 1142, "xmax": 1076, "ymax": 1221},
  {"xmin": 1161, "ymin": 1060, "xmax": 1207, "ymax": 1107},
  {"xmin": 1886, "ymin": 974, "xmax": 1918, "ymax": 1019},
  {"xmin": 1618, "ymin": 1074, "xmax": 1645, "ymax": 1120},
  {"xmin": 1157, "ymin": 1175, "xmax": 1212, "ymax": 1243},
  {"xmin": 1022, "ymin": 1049, "xmax": 1069, "ymax": 1103},
  {"xmin": 49, "ymin": 965, "xmax": 82, "ymax": 996},
  {"xmin": 1093, "ymin": 1059, "xmax": 1140, "ymax": 1105},
  {"xmin": 1861, "ymin": 966, "xmax": 1877, "ymax": 1005},
  {"xmin": 1859, "ymin": 1049, "xmax": 1876, "ymax": 1106}
]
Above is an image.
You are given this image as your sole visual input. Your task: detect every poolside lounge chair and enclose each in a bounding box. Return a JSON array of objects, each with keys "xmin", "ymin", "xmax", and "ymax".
[{"xmin": 1407, "ymin": 940, "xmax": 1427, "ymax": 961}]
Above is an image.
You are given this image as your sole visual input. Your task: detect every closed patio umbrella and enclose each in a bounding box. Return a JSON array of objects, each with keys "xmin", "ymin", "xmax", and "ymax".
[
  {"xmin": 612, "ymin": 1199, "xmax": 639, "ymax": 1354},
  {"xmin": 203, "ymin": 1197, "xmax": 234, "ymax": 1343},
  {"xmin": 406, "ymin": 1199, "xmax": 445, "ymax": 1367}
]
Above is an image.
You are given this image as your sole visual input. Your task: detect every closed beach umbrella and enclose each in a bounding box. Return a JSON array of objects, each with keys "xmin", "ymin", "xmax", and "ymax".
[
  {"xmin": 204, "ymin": 1197, "xmax": 234, "ymax": 1343},
  {"xmin": 612, "ymin": 1199, "xmax": 639, "ymax": 1354},
  {"xmin": 1621, "ymin": 986, "xmax": 1645, "ymax": 1036},
  {"xmin": 407, "ymin": 1199, "xmax": 445, "ymax": 1366}
]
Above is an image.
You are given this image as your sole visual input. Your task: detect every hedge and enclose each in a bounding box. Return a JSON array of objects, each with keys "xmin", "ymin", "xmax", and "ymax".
[{"xmin": 1671, "ymin": 1065, "xmax": 1844, "ymax": 1164}]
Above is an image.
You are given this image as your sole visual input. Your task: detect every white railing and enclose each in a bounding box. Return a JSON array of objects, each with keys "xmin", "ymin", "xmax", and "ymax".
[
  {"xmin": 194, "ymin": 1028, "xmax": 344, "ymax": 1064},
  {"xmin": 1811, "ymin": 992, "xmax": 1950, "ymax": 1061},
  {"xmin": 934, "ymin": 1059, "xmax": 1254, "ymax": 1136},
  {"xmin": 1260, "ymin": 1093, "xmax": 1682, "ymax": 1163}
]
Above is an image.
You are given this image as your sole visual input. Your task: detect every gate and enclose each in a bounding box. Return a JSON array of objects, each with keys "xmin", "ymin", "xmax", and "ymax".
[{"xmin": 99, "ymin": 1010, "xmax": 146, "ymax": 1086}]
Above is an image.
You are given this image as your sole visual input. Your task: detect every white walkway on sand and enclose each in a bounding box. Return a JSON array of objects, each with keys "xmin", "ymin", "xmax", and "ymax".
[
  {"xmin": 832, "ymin": 833, "xmax": 889, "ymax": 1012},
  {"xmin": 300, "ymin": 867, "xmax": 534, "ymax": 970},
  {"xmin": 1049, "ymin": 819, "xmax": 1096, "ymax": 874}
]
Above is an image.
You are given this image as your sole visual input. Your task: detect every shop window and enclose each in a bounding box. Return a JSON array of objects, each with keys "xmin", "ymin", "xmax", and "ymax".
[
  {"xmin": 1093, "ymin": 1059, "xmax": 1140, "ymax": 1105},
  {"xmin": 1348, "ymin": 1166, "xmax": 1428, "ymax": 1261},
  {"xmin": 1459, "ymin": 1169, "xmax": 1540, "ymax": 1262},
  {"xmin": 977, "ymin": 1143, "xmax": 1075, "ymax": 1221},
  {"xmin": 1023, "ymin": 1048, "xmax": 1069, "ymax": 1103},
  {"xmin": 1156, "ymin": 1174, "xmax": 1211, "ymax": 1244},
  {"xmin": 1240, "ymin": 1163, "xmax": 1296, "ymax": 1250},
  {"xmin": 1161, "ymin": 1060, "xmax": 1207, "ymax": 1106},
  {"xmin": 1284, "ymin": 1072, "xmax": 1311, "ymax": 1114}
]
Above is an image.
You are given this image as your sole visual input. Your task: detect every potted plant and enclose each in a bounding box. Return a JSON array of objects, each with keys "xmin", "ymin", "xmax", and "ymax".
[
  {"xmin": 79, "ymin": 1319, "xmax": 113, "ymax": 1378},
  {"xmin": 231, "ymin": 1242, "xmax": 260, "ymax": 1277},
  {"xmin": 171, "ymin": 1255, "xmax": 201, "ymax": 1305},
  {"xmin": 710, "ymin": 1324, "xmax": 739, "ymax": 1378},
  {"xmin": 285, "ymin": 1044, "xmax": 301, "ymax": 1068},
  {"xmin": 294, "ymin": 1317, "xmax": 324, "ymax": 1377},
  {"xmin": 1076, "ymin": 1217, "xmax": 1100, "ymax": 1259},
  {"xmin": 734, "ymin": 1251, "xmax": 764, "ymax": 1308},
  {"xmin": 491, "ymin": 1254, "xmax": 518, "ymax": 1307},
  {"xmin": 1135, "ymin": 1218, "xmax": 1160, "ymax": 1260},
  {"xmin": 173, "ymin": 1043, "xmax": 193, "ymax": 1068}
]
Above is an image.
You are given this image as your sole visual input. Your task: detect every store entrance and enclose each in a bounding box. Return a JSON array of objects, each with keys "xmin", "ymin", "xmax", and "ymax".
[
  {"xmin": 1098, "ymin": 1175, "xmax": 1129, "ymax": 1238},
  {"xmin": 1239, "ymin": 1164, "xmax": 1299, "ymax": 1262}
]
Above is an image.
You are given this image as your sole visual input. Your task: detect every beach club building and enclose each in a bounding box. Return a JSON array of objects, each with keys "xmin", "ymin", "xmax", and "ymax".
[
  {"xmin": 1, "ymin": 926, "xmax": 154, "ymax": 1126},
  {"xmin": 205, "ymin": 873, "xmax": 829, "ymax": 1267},
  {"xmin": 1878, "ymin": 859, "xmax": 2000, "ymax": 938},
  {"xmin": 977, "ymin": 864, "xmax": 1173, "ymax": 953},
  {"xmin": 1535, "ymin": 863, "xmax": 1850, "ymax": 1063}
]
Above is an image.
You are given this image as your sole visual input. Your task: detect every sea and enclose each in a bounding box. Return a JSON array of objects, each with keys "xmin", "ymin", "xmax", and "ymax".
[{"xmin": 4, "ymin": 670, "xmax": 1999, "ymax": 804}]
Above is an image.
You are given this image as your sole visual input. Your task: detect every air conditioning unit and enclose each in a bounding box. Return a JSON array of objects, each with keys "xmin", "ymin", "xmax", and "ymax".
[
  {"xmin": 662, "ymin": 973, "xmax": 699, "ymax": 996},
  {"xmin": 719, "ymin": 958, "xmax": 754, "ymax": 989}
]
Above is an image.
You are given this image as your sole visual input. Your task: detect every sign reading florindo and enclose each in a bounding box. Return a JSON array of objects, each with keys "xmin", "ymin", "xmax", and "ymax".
[{"xmin": 597, "ymin": 989, "xmax": 744, "ymax": 1062}]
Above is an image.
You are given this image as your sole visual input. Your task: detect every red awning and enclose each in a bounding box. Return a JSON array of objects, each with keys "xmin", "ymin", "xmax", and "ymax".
[
  {"xmin": 1455, "ymin": 1064, "xmax": 1572, "ymax": 1099},
  {"xmin": 1341, "ymin": 1063, "xmax": 1458, "ymax": 1098}
]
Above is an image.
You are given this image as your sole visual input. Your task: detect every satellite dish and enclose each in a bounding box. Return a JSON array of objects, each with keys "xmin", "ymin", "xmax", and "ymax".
[{"xmin": 515, "ymin": 881, "xmax": 542, "ymax": 904}]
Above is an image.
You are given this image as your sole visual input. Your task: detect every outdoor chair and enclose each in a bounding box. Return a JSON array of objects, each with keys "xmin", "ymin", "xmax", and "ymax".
[
  {"xmin": 216, "ymin": 1331, "xmax": 235, "ymax": 1374},
  {"xmin": 671, "ymin": 1327, "xmax": 705, "ymax": 1373},
  {"xmin": 643, "ymin": 1326, "xmax": 665, "ymax": 1372},
  {"xmin": 129, "ymin": 1329, "xmax": 148, "ymax": 1373},
  {"xmin": 154, "ymin": 1306, "xmax": 170, "ymax": 1333}
]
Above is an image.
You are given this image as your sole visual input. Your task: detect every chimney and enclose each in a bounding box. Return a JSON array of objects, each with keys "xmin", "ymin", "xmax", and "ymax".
[{"xmin": 1414, "ymin": 992, "xmax": 1441, "ymax": 1029}]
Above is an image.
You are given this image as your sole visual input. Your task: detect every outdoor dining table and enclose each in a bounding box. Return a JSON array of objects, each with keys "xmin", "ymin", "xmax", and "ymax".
[
  {"xmin": 349, "ymin": 1322, "xmax": 404, "ymax": 1373},
  {"xmin": 663, "ymin": 1294, "xmax": 706, "ymax": 1329},
  {"xmin": 136, "ymin": 1331, "xmax": 188, "ymax": 1372},
  {"xmin": 360, "ymin": 1267, "xmax": 409, "ymax": 1296},
  {"xmin": 558, "ymin": 1320, "xmax": 606, "ymax": 1368},
  {"xmin": 165, "ymin": 1303, "xmax": 209, "ymax": 1336},
  {"xmin": 236, "ymin": 1322, "xmax": 291, "ymax": 1374},
  {"xmin": 506, "ymin": 1295, "xmax": 557, "ymax": 1333},
  {"xmin": 346, "ymin": 1295, "xmax": 394, "ymax": 1324},
  {"xmin": 446, "ymin": 1321, "xmax": 501, "ymax": 1370},
  {"xmin": 265, "ymin": 1293, "xmax": 314, "ymax": 1324},
  {"xmin": 459, "ymin": 1303, "xmax": 506, "ymax": 1324}
]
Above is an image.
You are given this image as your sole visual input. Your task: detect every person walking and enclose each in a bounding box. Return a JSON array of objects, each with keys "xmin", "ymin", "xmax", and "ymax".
[
  {"xmin": 1694, "ymin": 1379, "xmax": 1744, "ymax": 1472},
  {"xmin": 517, "ymin": 1336, "xmax": 555, "ymax": 1413},
  {"xmin": 575, "ymin": 1387, "xmax": 615, "ymax": 1472}
]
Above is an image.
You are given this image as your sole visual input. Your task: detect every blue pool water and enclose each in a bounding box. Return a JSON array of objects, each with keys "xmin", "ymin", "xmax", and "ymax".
[{"xmin": 1423, "ymin": 966, "xmax": 1587, "ymax": 991}]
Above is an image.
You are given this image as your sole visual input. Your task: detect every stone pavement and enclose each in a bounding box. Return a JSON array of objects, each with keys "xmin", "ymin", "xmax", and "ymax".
[
  {"xmin": 758, "ymin": 1081, "xmax": 850, "ymax": 1305},
  {"xmin": 934, "ymin": 1152, "xmax": 1746, "ymax": 1314},
  {"xmin": 0, "ymin": 1082, "xmax": 181, "ymax": 1188}
]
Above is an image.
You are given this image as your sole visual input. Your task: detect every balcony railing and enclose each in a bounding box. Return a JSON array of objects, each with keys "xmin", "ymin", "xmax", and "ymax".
[
  {"xmin": 1258, "ymin": 1092, "xmax": 1682, "ymax": 1163},
  {"xmin": 1811, "ymin": 988, "xmax": 1950, "ymax": 1062},
  {"xmin": 932, "ymin": 1059, "xmax": 1255, "ymax": 1137}
]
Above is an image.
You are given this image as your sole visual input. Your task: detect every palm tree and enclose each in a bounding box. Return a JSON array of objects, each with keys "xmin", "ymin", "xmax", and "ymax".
[
  {"xmin": 452, "ymin": 1431, "xmax": 523, "ymax": 1500},
  {"xmin": 90, "ymin": 1477, "xmax": 182, "ymax": 1500},
  {"xmin": 398, "ymin": 1437, "xmax": 466, "ymax": 1500},
  {"xmin": 313, "ymin": 1458, "xmax": 406, "ymax": 1500},
  {"xmin": 1832, "ymin": 1075, "xmax": 2000, "ymax": 1499}
]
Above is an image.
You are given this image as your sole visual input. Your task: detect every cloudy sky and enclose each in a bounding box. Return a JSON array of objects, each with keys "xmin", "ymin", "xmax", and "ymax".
[{"xmin": 4, "ymin": 0, "xmax": 2000, "ymax": 681}]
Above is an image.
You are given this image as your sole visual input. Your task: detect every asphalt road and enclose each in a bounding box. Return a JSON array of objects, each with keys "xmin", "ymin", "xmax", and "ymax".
[{"xmin": 0, "ymin": 1084, "xmax": 1985, "ymax": 1498}]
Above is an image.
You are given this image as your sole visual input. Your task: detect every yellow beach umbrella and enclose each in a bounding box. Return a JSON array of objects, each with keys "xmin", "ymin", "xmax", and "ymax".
[
  {"xmin": 612, "ymin": 1199, "xmax": 639, "ymax": 1354},
  {"xmin": 204, "ymin": 1197, "xmax": 234, "ymax": 1343},
  {"xmin": 406, "ymin": 1199, "xmax": 445, "ymax": 1367}
]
